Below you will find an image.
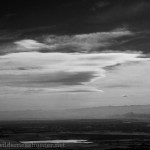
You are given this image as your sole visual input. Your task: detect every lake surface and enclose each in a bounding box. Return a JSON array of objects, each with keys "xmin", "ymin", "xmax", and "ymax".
[{"xmin": 21, "ymin": 140, "xmax": 92, "ymax": 144}]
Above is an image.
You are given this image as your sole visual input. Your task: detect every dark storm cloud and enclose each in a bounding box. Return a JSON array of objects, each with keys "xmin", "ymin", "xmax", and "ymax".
[
  {"xmin": 0, "ymin": 0, "xmax": 149, "ymax": 56},
  {"xmin": 89, "ymin": 1, "xmax": 150, "ymax": 23},
  {"xmin": 5, "ymin": 29, "xmax": 150, "ymax": 54},
  {"xmin": 109, "ymin": 31, "xmax": 150, "ymax": 54},
  {"xmin": 94, "ymin": 1, "xmax": 111, "ymax": 8},
  {"xmin": 0, "ymin": 0, "xmax": 150, "ymax": 35},
  {"xmin": 0, "ymin": 28, "xmax": 134, "ymax": 55}
]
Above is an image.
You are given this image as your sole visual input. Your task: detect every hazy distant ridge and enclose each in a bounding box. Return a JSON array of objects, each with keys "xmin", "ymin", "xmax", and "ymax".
[{"xmin": 1, "ymin": 105, "xmax": 150, "ymax": 120}]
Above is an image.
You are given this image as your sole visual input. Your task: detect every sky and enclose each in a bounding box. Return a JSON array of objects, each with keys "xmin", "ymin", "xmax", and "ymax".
[{"xmin": 0, "ymin": 0, "xmax": 150, "ymax": 111}]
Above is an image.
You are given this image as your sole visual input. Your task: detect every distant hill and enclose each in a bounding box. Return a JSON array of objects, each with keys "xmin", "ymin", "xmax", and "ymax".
[
  {"xmin": 1, "ymin": 105, "xmax": 150, "ymax": 120},
  {"xmin": 112, "ymin": 112, "xmax": 150, "ymax": 119}
]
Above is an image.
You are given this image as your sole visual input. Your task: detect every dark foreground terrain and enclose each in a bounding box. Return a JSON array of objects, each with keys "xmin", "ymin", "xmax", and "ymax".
[{"xmin": 1, "ymin": 119, "xmax": 150, "ymax": 149}]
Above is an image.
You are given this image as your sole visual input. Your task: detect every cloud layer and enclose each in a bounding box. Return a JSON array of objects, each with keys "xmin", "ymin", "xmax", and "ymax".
[
  {"xmin": 0, "ymin": 51, "xmax": 149, "ymax": 94},
  {"xmin": 0, "ymin": 28, "xmax": 134, "ymax": 55},
  {"xmin": 0, "ymin": 28, "xmax": 149, "ymax": 94}
]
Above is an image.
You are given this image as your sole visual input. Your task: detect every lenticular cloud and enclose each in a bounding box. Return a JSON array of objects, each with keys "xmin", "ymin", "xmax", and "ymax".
[{"xmin": 0, "ymin": 51, "xmax": 148, "ymax": 94}]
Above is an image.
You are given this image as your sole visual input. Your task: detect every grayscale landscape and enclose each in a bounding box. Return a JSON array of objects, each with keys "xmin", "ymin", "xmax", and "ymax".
[{"xmin": 0, "ymin": 0, "xmax": 150, "ymax": 149}]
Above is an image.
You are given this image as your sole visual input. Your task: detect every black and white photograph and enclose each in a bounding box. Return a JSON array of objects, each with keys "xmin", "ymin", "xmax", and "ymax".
[{"xmin": 0, "ymin": 0, "xmax": 150, "ymax": 149}]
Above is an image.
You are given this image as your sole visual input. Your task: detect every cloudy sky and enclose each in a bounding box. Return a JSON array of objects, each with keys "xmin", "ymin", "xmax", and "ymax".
[{"xmin": 0, "ymin": 0, "xmax": 150, "ymax": 111}]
